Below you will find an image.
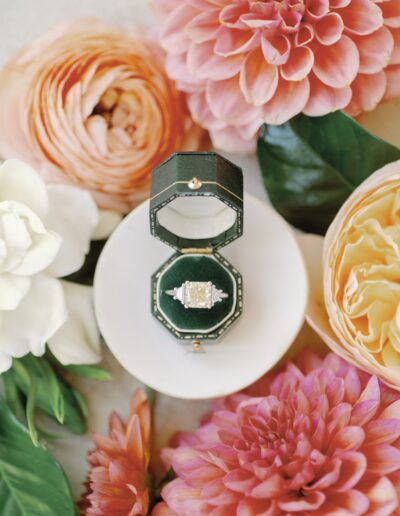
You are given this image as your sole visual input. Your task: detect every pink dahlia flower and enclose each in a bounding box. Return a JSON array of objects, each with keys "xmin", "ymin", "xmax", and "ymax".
[
  {"xmin": 79, "ymin": 389, "xmax": 151, "ymax": 515},
  {"xmin": 157, "ymin": 349, "xmax": 400, "ymax": 515},
  {"xmin": 151, "ymin": 0, "xmax": 400, "ymax": 152}
]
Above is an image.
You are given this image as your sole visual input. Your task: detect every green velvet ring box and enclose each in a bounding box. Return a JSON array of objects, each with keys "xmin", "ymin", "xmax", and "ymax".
[{"xmin": 150, "ymin": 152, "xmax": 243, "ymax": 342}]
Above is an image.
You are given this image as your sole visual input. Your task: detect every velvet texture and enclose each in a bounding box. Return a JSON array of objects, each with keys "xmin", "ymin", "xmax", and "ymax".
[{"xmin": 158, "ymin": 255, "xmax": 235, "ymax": 332}]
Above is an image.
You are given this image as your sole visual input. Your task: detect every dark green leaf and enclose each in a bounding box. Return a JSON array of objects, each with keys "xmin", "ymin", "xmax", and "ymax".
[
  {"xmin": 12, "ymin": 356, "xmax": 86, "ymax": 435},
  {"xmin": 257, "ymin": 112, "xmax": 400, "ymax": 234},
  {"xmin": 0, "ymin": 399, "xmax": 75, "ymax": 516}
]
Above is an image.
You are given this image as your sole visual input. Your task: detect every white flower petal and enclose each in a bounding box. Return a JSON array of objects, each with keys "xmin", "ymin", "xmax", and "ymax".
[
  {"xmin": 92, "ymin": 209, "xmax": 122, "ymax": 240},
  {"xmin": 45, "ymin": 185, "xmax": 99, "ymax": 278},
  {"xmin": 0, "ymin": 350, "xmax": 12, "ymax": 373},
  {"xmin": 0, "ymin": 274, "xmax": 67, "ymax": 357},
  {"xmin": 0, "ymin": 274, "xmax": 31, "ymax": 311},
  {"xmin": 1, "ymin": 201, "xmax": 62, "ymax": 276},
  {"xmin": 48, "ymin": 281, "xmax": 101, "ymax": 365},
  {"xmin": 0, "ymin": 159, "xmax": 48, "ymax": 219}
]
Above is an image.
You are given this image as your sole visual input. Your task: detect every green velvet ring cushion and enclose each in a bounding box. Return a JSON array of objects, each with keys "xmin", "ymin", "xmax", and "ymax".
[{"xmin": 157, "ymin": 254, "xmax": 236, "ymax": 333}]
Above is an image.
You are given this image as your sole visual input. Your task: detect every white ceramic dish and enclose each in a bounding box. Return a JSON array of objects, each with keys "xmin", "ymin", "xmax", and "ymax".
[{"xmin": 94, "ymin": 193, "xmax": 308, "ymax": 399}]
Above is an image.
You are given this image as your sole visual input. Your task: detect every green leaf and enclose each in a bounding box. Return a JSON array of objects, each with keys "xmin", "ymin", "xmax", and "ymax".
[
  {"xmin": 257, "ymin": 112, "xmax": 400, "ymax": 234},
  {"xmin": 2, "ymin": 371, "xmax": 22, "ymax": 417},
  {"xmin": 25, "ymin": 371, "xmax": 39, "ymax": 447},
  {"xmin": 59, "ymin": 364, "xmax": 112, "ymax": 382},
  {"xmin": 0, "ymin": 399, "xmax": 75, "ymax": 516},
  {"xmin": 12, "ymin": 356, "xmax": 86, "ymax": 435}
]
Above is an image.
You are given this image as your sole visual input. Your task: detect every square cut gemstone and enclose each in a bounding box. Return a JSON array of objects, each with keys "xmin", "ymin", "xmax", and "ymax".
[{"xmin": 183, "ymin": 281, "xmax": 212, "ymax": 309}]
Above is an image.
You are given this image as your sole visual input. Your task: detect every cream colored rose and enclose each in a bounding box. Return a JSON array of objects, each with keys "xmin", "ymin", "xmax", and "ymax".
[
  {"xmin": 301, "ymin": 160, "xmax": 400, "ymax": 389},
  {"xmin": 0, "ymin": 19, "xmax": 205, "ymax": 213}
]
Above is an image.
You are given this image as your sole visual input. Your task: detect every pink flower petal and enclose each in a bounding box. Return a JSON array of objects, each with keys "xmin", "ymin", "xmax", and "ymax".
[
  {"xmin": 281, "ymin": 46, "xmax": 314, "ymax": 81},
  {"xmin": 210, "ymin": 125, "xmax": 257, "ymax": 153},
  {"xmin": 328, "ymin": 426, "xmax": 366, "ymax": 453},
  {"xmin": 295, "ymin": 23, "xmax": 315, "ymax": 46},
  {"xmin": 365, "ymin": 444, "xmax": 400, "ymax": 474},
  {"xmin": 186, "ymin": 9, "xmax": 221, "ymax": 43},
  {"xmin": 315, "ymin": 12, "xmax": 344, "ymax": 45},
  {"xmin": 329, "ymin": 0, "xmax": 351, "ymax": 6},
  {"xmin": 303, "ymin": 75, "xmax": 352, "ymax": 115},
  {"xmin": 187, "ymin": 41, "xmax": 242, "ymax": 81},
  {"xmin": 219, "ymin": 3, "xmax": 249, "ymax": 29},
  {"xmin": 214, "ymin": 27, "xmax": 260, "ymax": 57},
  {"xmin": 380, "ymin": 399, "xmax": 400, "ymax": 419},
  {"xmin": 353, "ymin": 26, "xmax": 395, "ymax": 74},
  {"xmin": 324, "ymin": 490, "xmax": 370, "ymax": 514},
  {"xmin": 381, "ymin": 0, "xmax": 400, "ymax": 28},
  {"xmin": 261, "ymin": 34, "xmax": 291, "ymax": 65},
  {"xmin": 171, "ymin": 447, "xmax": 208, "ymax": 478},
  {"xmin": 251, "ymin": 474, "xmax": 286, "ymax": 498},
  {"xmin": 206, "ymin": 75, "xmax": 262, "ymax": 125},
  {"xmin": 348, "ymin": 71, "xmax": 387, "ymax": 113},
  {"xmin": 340, "ymin": 0, "xmax": 383, "ymax": 35},
  {"xmin": 305, "ymin": 0, "xmax": 330, "ymax": 19},
  {"xmin": 332, "ymin": 451, "xmax": 367, "ymax": 491},
  {"xmin": 279, "ymin": 491, "xmax": 326, "ymax": 511},
  {"xmin": 313, "ymin": 36, "xmax": 360, "ymax": 88},
  {"xmin": 359, "ymin": 477, "xmax": 398, "ymax": 516},
  {"xmin": 200, "ymin": 478, "xmax": 242, "ymax": 505},
  {"xmin": 263, "ymin": 77, "xmax": 310, "ymax": 124},
  {"xmin": 223, "ymin": 469, "xmax": 258, "ymax": 493},
  {"xmin": 389, "ymin": 28, "xmax": 400, "ymax": 64},
  {"xmin": 165, "ymin": 53, "xmax": 205, "ymax": 88},
  {"xmin": 152, "ymin": 502, "xmax": 178, "ymax": 515},
  {"xmin": 237, "ymin": 498, "xmax": 278, "ymax": 516},
  {"xmin": 365, "ymin": 418, "xmax": 400, "ymax": 445},
  {"xmin": 307, "ymin": 458, "xmax": 341, "ymax": 490},
  {"xmin": 159, "ymin": 4, "xmax": 199, "ymax": 54},
  {"xmin": 239, "ymin": 48, "xmax": 278, "ymax": 105},
  {"xmin": 162, "ymin": 479, "xmax": 211, "ymax": 514}
]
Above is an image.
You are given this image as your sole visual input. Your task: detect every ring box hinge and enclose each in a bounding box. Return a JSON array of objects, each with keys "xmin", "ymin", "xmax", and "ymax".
[{"xmin": 181, "ymin": 247, "xmax": 213, "ymax": 255}]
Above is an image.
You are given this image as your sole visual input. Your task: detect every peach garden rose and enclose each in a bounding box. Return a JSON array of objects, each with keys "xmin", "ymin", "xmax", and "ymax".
[
  {"xmin": 0, "ymin": 19, "xmax": 205, "ymax": 213},
  {"xmin": 151, "ymin": 0, "xmax": 400, "ymax": 152},
  {"xmin": 302, "ymin": 160, "xmax": 400, "ymax": 391}
]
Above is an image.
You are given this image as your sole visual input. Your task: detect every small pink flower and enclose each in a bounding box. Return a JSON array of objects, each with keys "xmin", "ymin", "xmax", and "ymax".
[
  {"xmin": 152, "ymin": 0, "xmax": 400, "ymax": 152},
  {"xmin": 157, "ymin": 349, "xmax": 400, "ymax": 515},
  {"xmin": 80, "ymin": 389, "xmax": 151, "ymax": 515}
]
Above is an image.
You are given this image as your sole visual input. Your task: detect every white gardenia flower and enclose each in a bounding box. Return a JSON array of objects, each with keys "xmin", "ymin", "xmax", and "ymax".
[{"xmin": 0, "ymin": 159, "xmax": 102, "ymax": 373}]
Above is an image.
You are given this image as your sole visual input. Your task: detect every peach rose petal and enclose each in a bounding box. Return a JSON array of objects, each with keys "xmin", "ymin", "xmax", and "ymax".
[
  {"xmin": 0, "ymin": 19, "xmax": 205, "ymax": 213},
  {"xmin": 316, "ymin": 160, "xmax": 400, "ymax": 390}
]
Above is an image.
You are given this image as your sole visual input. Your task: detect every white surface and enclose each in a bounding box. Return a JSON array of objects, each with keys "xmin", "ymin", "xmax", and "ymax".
[{"xmin": 94, "ymin": 193, "xmax": 308, "ymax": 399}]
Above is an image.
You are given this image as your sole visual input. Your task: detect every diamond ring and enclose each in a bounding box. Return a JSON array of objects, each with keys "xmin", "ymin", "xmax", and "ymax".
[{"xmin": 166, "ymin": 281, "xmax": 229, "ymax": 309}]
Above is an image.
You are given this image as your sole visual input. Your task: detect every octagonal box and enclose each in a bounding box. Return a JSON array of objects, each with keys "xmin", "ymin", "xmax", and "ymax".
[{"xmin": 150, "ymin": 152, "xmax": 243, "ymax": 342}]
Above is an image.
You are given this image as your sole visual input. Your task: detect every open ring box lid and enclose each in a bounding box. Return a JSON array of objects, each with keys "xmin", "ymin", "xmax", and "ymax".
[{"xmin": 150, "ymin": 152, "xmax": 243, "ymax": 342}]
